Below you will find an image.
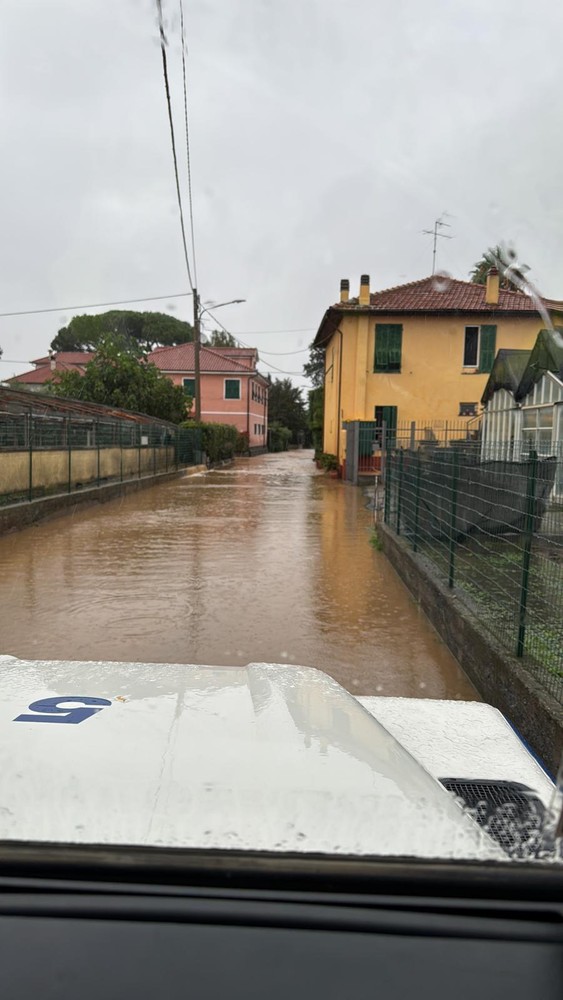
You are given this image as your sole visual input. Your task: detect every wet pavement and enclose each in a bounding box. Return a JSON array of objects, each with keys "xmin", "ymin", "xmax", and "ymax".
[{"xmin": 0, "ymin": 450, "xmax": 477, "ymax": 698}]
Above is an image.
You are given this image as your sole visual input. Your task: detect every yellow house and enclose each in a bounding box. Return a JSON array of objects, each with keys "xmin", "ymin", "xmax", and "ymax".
[{"xmin": 313, "ymin": 272, "xmax": 563, "ymax": 465}]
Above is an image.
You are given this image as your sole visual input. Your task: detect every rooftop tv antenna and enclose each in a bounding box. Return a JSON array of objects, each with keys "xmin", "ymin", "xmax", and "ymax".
[{"xmin": 422, "ymin": 215, "xmax": 454, "ymax": 275}]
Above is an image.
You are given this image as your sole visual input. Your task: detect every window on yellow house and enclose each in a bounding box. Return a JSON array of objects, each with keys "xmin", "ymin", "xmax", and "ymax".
[
  {"xmin": 374, "ymin": 325, "xmax": 402, "ymax": 372},
  {"xmin": 463, "ymin": 325, "xmax": 496, "ymax": 372},
  {"xmin": 459, "ymin": 402, "xmax": 477, "ymax": 416}
]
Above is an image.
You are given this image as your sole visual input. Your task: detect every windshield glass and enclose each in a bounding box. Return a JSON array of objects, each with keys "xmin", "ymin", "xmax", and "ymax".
[{"xmin": 0, "ymin": 0, "xmax": 561, "ymax": 867}]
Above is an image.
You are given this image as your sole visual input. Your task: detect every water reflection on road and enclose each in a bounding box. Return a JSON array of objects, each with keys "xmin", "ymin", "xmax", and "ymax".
[{"xmin": 0, "ymin": 450, "xmax": 477, "ymax": 698}]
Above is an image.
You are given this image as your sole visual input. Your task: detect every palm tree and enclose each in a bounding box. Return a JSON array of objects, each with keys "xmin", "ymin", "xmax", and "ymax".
[{"xmin": 469, "ymin": 245, "xmax": 530, "ymax": 292}]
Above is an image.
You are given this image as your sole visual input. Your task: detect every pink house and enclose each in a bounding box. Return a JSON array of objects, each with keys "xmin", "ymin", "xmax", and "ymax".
[
  {"xmin": 149, "ymin": 343, "xmax": 269, "ymax": 451},
  {"xmin": 9, "ymin": 352, "xmax": 94, "ymax": 390}
]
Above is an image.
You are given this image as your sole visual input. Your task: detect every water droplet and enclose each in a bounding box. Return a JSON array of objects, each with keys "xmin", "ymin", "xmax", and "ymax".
[{"xmin": 432, "ymin": 270, "xmax": 452, "ymax": 293}]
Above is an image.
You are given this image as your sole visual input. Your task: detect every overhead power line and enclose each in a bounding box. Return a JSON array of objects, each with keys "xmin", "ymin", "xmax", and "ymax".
[
  {"xmin": 179, "ymin": 0, "xmax": 198, "ymax": 289},
  {"xmin": 257, "ymin": 347, "xmax": 311, "ymax": 356},
  {"xmin": 0, "ymin": 291, "xmax": 193, "ymax": 320},
  {"xmin": 230, "ymin": 327, "xmax": 315, "ymax": 335},
  {"xmin": 156, "ymin": 0, "xmax": 194, "ymax": 291},
  {"xmin": 205, "ymin": 309, "xmax": 312, "ymax": 380}
]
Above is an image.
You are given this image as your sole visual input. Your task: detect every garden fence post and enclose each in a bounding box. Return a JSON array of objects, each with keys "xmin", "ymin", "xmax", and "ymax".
[
  {"xmin": 119, "ymin": 421, "xmax": 123, "ymax": 482},
  {"xmin": 28, "ymin": 411, "xmax": 33, "ymax": 502},
  {"xmin": 96, "ymin": 420, "xmax": 100, "ymax": 487},
  {"xmin": 396, "ymin": 449, "xmax": 404, "ymax": 536},
  {"xmin": 67, "ymin": 416, "xmax": 72, "ymax": 494},
  {"xmin": 516, "ymin": 450, "xmax": 538, "ymax": 657},
  {"xmin": 413, "ymin": 450, "xmax": 422, "ymax": 553},
  {"xmin": 448, "ymin": 448, "xmax": 460, "ymax": 588},
  {"xmin": 383, "ymin": 423, "xmax": 391, "ymax": 525}
]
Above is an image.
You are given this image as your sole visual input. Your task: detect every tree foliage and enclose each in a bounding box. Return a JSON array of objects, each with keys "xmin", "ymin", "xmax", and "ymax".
[
  {"xmin": 50, "ymin": 310, "xmax": 194, "ymax": 353},
  {"xmin": 308, "ymin": 385, "xmax": 324, "ymax": 455},
  {"xmin": 303, "ymin": 342, "xmax": 325, "ymax": 387},
  {"xmin": 205, "ymin": 329, "xmax": 237, "ymax": 347},
  {"xmin": 267, "ymin": 422, "xmax": 292, "ymax": 452},
  {"xmin": 267, "ymin": 377, "xmax": 308, "ymax": 443},
  {"xmin": 469, "ymin": 245, "xmax": 530, "ymax": 291},
  {"xmin": 48, "ymin": 335, "xmax": 188, "ymax": 423}
]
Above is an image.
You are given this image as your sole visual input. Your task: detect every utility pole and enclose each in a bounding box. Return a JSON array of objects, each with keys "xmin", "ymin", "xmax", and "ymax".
[
  {"xmin": 192, "ymin": 295, "xmax": 246, "ymax": 421},
  {"xmin": 193, "ymin": 288, "xmax": 201, "ymax": 421},
  {"xmin": 422, "ymin": 215, "xmax": 453, "ymax": 275}
]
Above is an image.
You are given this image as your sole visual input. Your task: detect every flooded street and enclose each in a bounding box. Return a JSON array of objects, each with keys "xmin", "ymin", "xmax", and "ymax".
[{"xmin": 0, "ymin": 451, "xmax": 476, "ymax": 698}]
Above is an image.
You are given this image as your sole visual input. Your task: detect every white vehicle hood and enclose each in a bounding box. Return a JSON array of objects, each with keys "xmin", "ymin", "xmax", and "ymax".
[{"xmin": 0, "ymin": 656, "xmax": 505, "ymax": 861}]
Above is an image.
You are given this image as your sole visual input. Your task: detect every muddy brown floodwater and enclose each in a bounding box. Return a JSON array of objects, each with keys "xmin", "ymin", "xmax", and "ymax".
[{"xmin": 0, "ymin": 450, "xmax": 477, "ymax": 699}]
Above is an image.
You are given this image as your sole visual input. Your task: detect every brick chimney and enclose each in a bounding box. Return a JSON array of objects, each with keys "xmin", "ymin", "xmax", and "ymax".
[
  {"xmin": 340, "ymin": 279, "xmax": 350, "ymax": 303},
  {"xmin": 485, "ymin": 266, "xmax": 499, "ymax": 305},
  {"xmin": 359, "ymin": 274, "xmax": 370, "ymax": 306}
]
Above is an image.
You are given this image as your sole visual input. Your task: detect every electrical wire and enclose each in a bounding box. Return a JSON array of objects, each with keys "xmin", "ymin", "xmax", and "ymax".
[
  {"xmin": 155, "ymin": 0, "xmax": 194, "ymax": 291},
  {"xmin": 257, "ymin": 347, "xmax": 311, "ymax": 356},
  {"xmin": 0, "ymin": 291, "xmax": 193, "ymax": 320},
  {"xmin": 179, "ymin": 0, "xmax": 198, "ymax": 289},
  {"xmin": 204, "ymin": 309, "xmax": 313, "ymax": 380},
  {"xmin": 230, "ymin": 327, "xmax": 315, "ymax": 335}
]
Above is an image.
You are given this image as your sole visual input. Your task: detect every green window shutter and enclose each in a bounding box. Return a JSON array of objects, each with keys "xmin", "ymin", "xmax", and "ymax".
[
  {"xmin": 375, "ymin": 325, "xmax": 402, "ymax": 371},
  {"xmin": 478, "ymin": 325, "xmax": 496, "ymax": 373},
  {"xmin": 375, "ymin": 325, "xmax": 389, "ymax": 371},
  {"xmin": 183, "ymin": 378, "xmax": 195, "ymax": 397},
  {"xmin": 388, "ymin": 327, "xmax": 402, "ymax": 370},
  {"xmin": 225, "ymin": 379, "xmax": 240, "ymax": 399}
]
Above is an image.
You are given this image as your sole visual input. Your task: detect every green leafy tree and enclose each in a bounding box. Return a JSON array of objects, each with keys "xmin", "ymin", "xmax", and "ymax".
[
  {"xmin": 308, "ymin": 385, "xmax": 324, "ymax": 455},
  {"xmin": 50, "ymin": 310, "xmax": 194, "ymax": 353},
  {"xmin": 205, "ymin": 329, "xmax": 237, "ymax": 347},
  {"xmin": 267, "ymin": 378, "xmax": 308, "ymax": 443},
  {"xmin": 469, "ymin": 245, "xmax": 530, "ymax": 291},
  {"xmin": 303, "ymin": 342, "xmax": 325, "ymax": 387},
  {"xmin": 48, "ymin": 335, "xmax": 188, "ymax": 423}
]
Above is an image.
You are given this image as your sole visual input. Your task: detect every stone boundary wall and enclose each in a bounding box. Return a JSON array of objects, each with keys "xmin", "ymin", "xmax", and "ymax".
[{"xmin": 379, "ymin": 521, "xmax": 563, "ymax": 775}]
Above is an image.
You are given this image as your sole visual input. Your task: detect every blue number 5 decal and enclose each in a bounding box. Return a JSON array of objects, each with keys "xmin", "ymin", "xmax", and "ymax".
[{"xmin": 14, "ymin": 697, "xmax": 112, "ymax": 725}]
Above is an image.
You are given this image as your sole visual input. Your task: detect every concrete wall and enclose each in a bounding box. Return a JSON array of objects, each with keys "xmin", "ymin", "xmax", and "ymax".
[
  {"xmin": 323, "ymin": 313, "xmax": 544, "ymax": 460},
  {"xmin": 378, "ymin": 521, "xmax": 563, "ymax": 775},
  {"xmin": 0, "ymin": 447, "xmax": 175, "ymax": 496}
]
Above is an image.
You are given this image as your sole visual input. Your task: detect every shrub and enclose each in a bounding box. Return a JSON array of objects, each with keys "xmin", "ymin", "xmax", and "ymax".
[
  {"xmin": 268, "ymin": 422, "xmax": 292, "ymax": 453},
  {"xmin": 320, "ymin": 453, "xmax": 338, "ymax": 471},
  {"xmin": 180, "ymin": 421, "xmax": 239, "ymax": 463}
]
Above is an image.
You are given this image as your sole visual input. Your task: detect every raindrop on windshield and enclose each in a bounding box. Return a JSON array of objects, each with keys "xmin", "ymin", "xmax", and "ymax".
[{"xmin": 431, "ymin": 271, "xmax": 452, "ymax": 293}]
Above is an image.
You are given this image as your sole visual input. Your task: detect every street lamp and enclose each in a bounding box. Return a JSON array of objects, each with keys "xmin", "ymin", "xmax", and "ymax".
[{"xmin": 193, "ymin": 292, "xmax": 246, "ymax": 421}]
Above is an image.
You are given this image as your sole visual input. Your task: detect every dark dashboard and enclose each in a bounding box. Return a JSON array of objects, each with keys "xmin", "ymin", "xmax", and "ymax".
[{"xmin": 0, "ymin": 845, "xmax": 561, "ymax": 1000}]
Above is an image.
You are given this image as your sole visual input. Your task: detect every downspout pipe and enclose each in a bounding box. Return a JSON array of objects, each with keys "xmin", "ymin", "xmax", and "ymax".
[{"xmin": 336, "ymin": 327, "xmax": 343, "ymax": 464}]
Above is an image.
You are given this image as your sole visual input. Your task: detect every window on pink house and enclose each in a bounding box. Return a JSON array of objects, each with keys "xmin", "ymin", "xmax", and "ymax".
[{"xmin": 225, "ymin": 379, "xmax": 240, "ymax": 400}]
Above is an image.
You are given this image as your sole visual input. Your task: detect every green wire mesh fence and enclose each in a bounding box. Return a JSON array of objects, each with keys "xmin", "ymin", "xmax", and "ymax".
[
  {"xmin": 383, "ymin": 427, "xmax": 563, "ymax": 703},
  {"xmin": 0, "ymin": 406, "xmax": 202, "ymax": 507}
]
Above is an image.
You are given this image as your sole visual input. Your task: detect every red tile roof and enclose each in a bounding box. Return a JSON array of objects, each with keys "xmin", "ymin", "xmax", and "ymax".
[
  {"xmin": 349, "ymin": 276, "xmax": 562, "ymax": 314},
  {"xmin": 10, "ymin": 361, "xmax": 89, "ymax": 384},
  {"xmin": 149, "ymin": 343, "xmax": 258, "ymax": 374},
  {"xmin": 31, "ymin": 352, "xmax": 95, "ymax": 365},
  {"xmin": 314, "ymin": 275, "xmax": 563, "ymax": 346}
]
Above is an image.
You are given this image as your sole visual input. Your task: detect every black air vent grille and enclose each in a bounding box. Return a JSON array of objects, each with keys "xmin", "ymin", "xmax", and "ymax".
[{"xmin": 439, "ymin": 777, "xmax": 547, "ymax": 855}]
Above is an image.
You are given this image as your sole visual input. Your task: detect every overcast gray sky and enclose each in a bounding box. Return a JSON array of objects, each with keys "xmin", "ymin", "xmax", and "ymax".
[{"xmin": 1, "ymin": 0, "xmax": 562, "ymax": 390}]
